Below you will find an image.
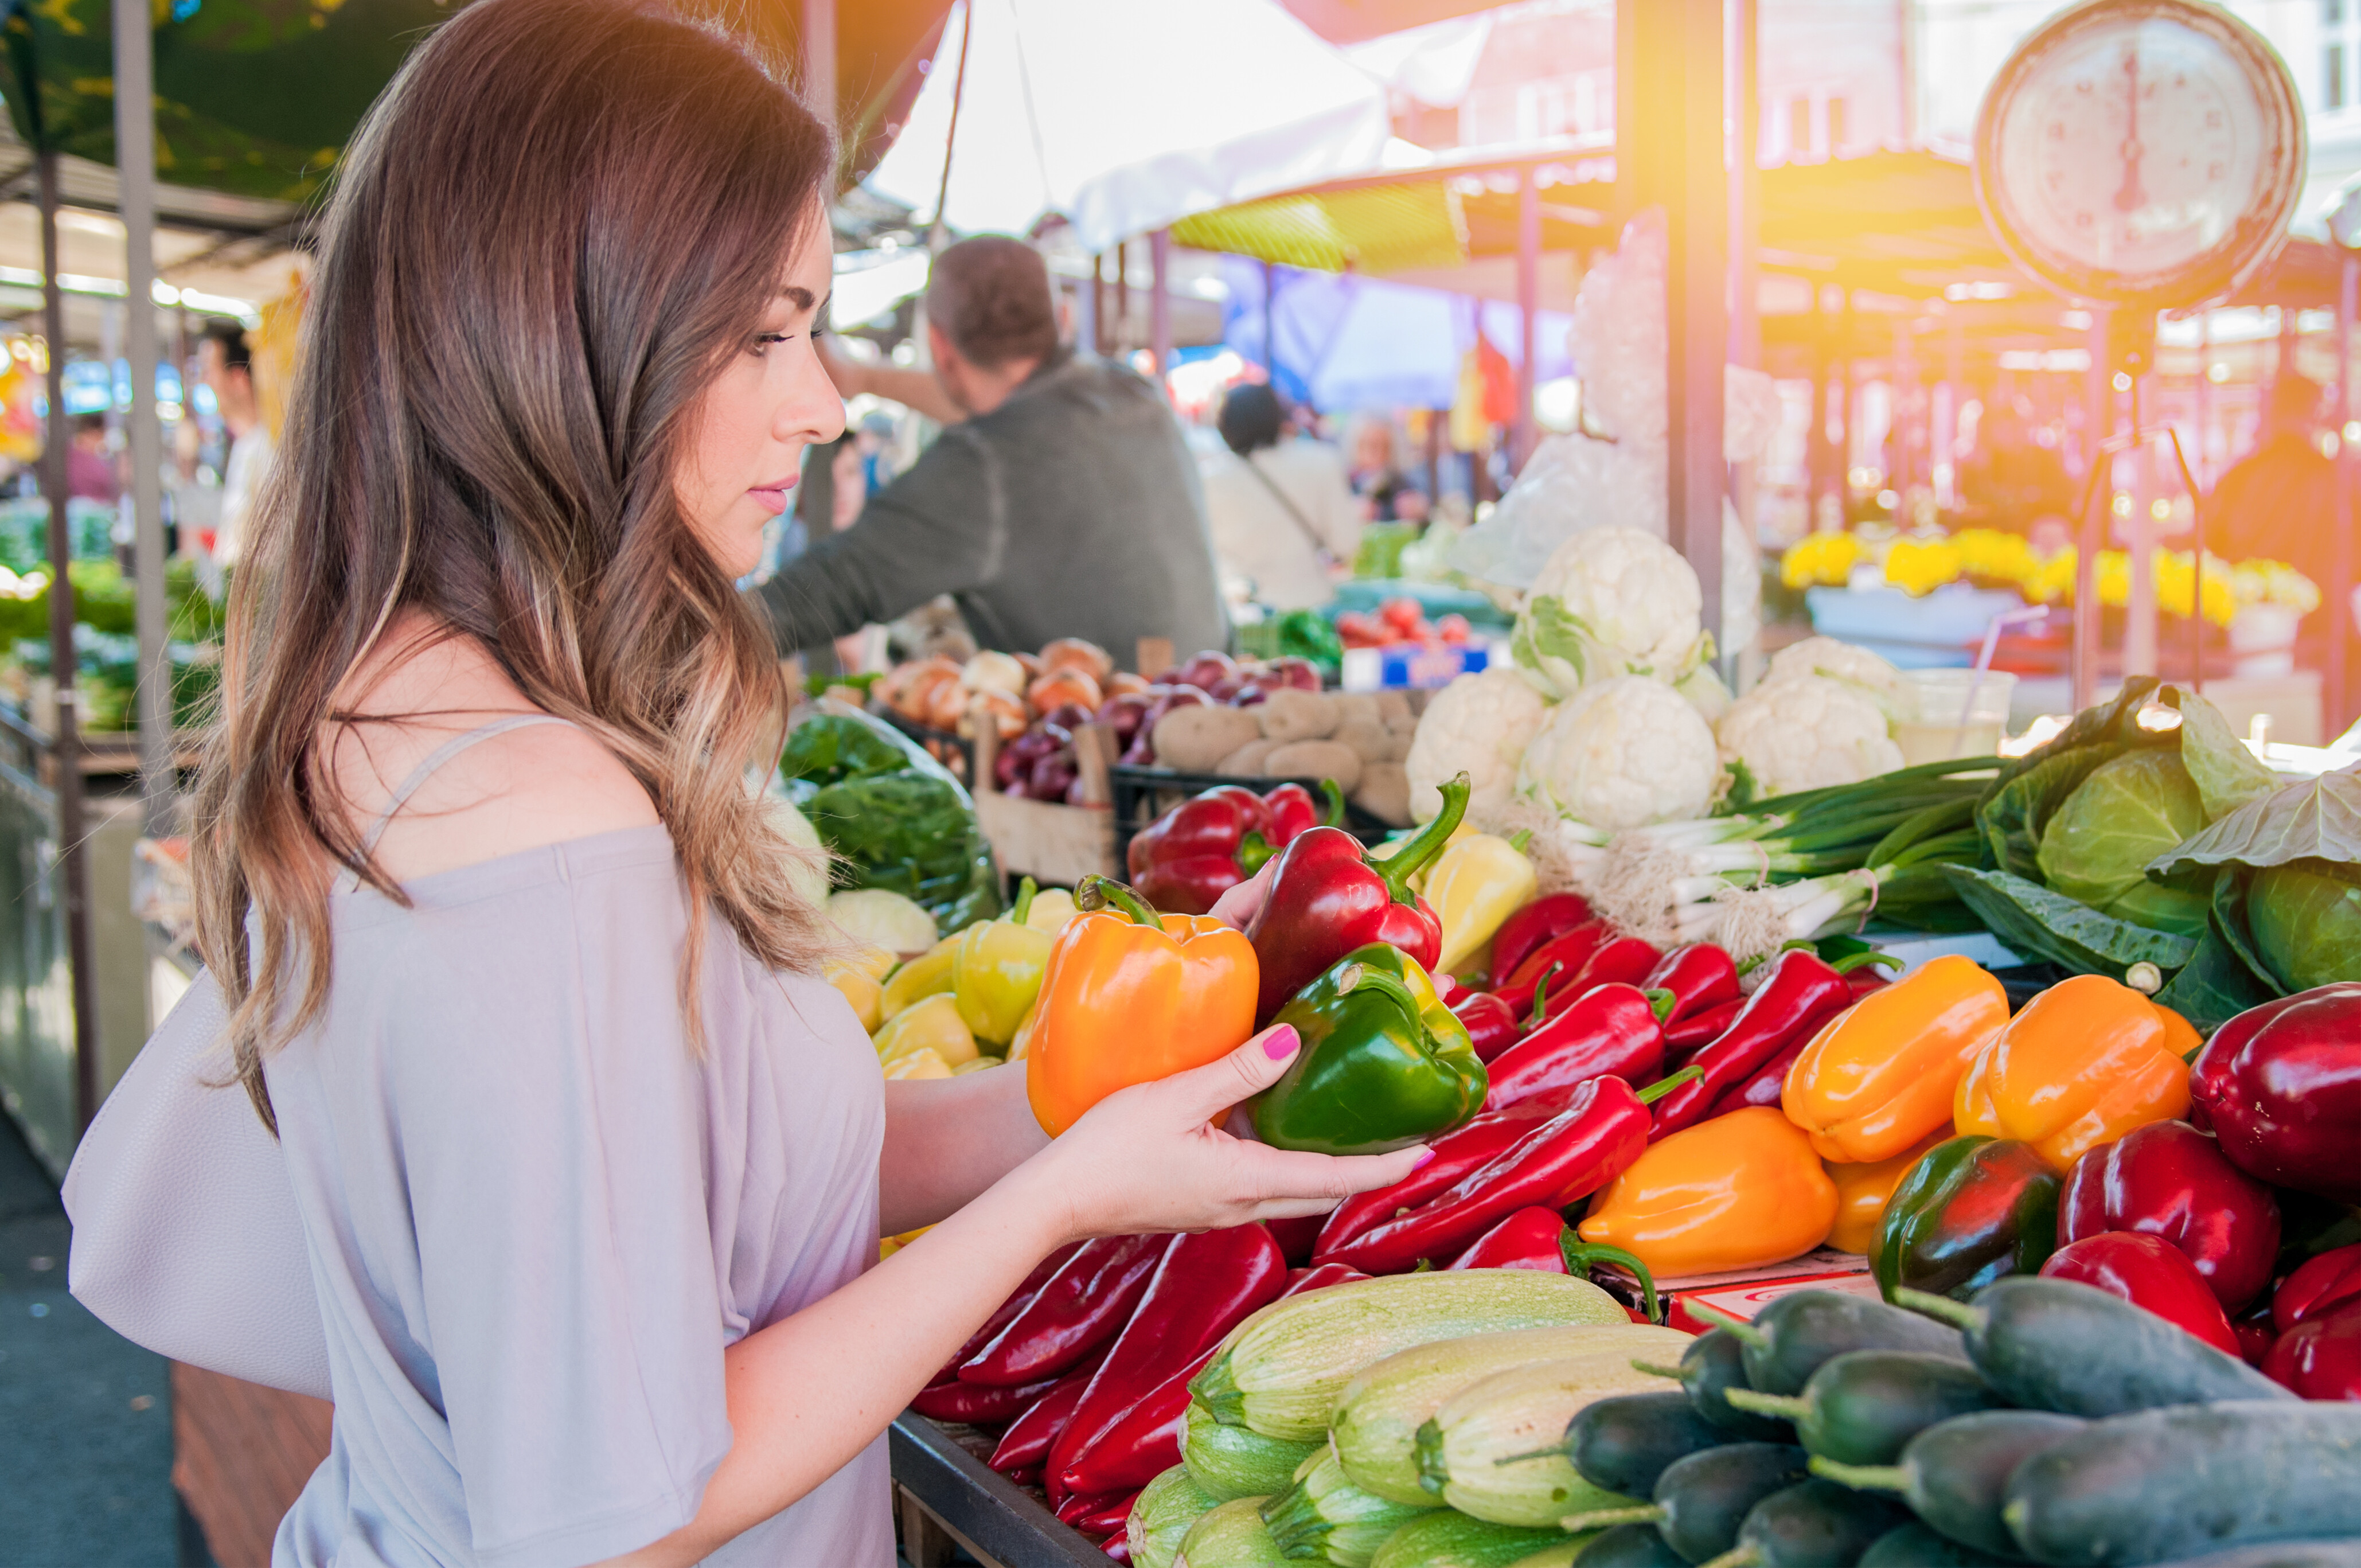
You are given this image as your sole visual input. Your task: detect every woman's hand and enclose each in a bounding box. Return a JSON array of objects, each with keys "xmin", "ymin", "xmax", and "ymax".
[
  {"xmin": 1009, "ymin": 1021, "xmax": 1427, "ymax": 1246},
  {"xmin": 1209, "ymin": 857, "xmax": 1277, "ymax": 931}
]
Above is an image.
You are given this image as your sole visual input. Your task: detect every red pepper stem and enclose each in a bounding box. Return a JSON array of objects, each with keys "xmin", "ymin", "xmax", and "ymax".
[
  {"xmin": 1528, "ymin": 962, "xmax": 1565, "ymax": 1029},
  {"xmin": 1892, "ymin": 1288, "xmax": 1986, "ymax": 1332},
  {"xmin": 1013, "ymin": 876, "xmax": 1039, "ymax": 925},
  {"xmin": 1375, "ymin": 771, "xmax": 1470, "ymax": 906},
  {"xmin": 1561, "ymin": 1234, "xmax": 1660, "ymax": 1324},
  {"xmin": 1076, "ymin": 875, "xmax": 1164, "ymax": 930},
  {"xmin": 1339, "ymin": 962, "xmax": 1420, "ymax": 1017},
  {"xmin": 1318, "ymin": 778, "xmax": 1348, "ymax": 828},
  {"xmin": 1830, "ymin": 949, "xmax": 1901, "ymax": 975},
  {"xmin": 1633, "ymin": 1064, "xmax": 1706, "ymax": 1107},
  {"xmin": 1643, "ymin": 987, "xmax": 1677, "ymax": 1023}
]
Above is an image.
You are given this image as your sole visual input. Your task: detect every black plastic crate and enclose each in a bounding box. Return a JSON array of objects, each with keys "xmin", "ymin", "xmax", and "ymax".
[{"xmin": 1107, "ymin": 763, "xmax": 1396, "ymax": 874}]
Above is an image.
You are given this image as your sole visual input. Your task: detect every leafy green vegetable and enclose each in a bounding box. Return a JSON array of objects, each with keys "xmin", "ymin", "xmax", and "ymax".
[
  {"xmin": 2102, "ymin": 875, "xmax": 2210, "ymax": 938},
  {"xmin": 1944, "ymin": 865, "xmax": 2197, "ymax": 980},
  {"xmin": 2174, "ymin": 689, "xmax": 2281, "ymax": 821},
  {"xmin": 2035, "ymin": 750, "xmax": 2206, "ymax": 909},
  {"xmin": 2149, "ymin": 766, "xmax": 2361, "ymax": 879},
  {"xmin": 2246, "ymin": 860, "xmax": 2361, "ymax": 994},
  {"xmin": 779, "ymin": 708, "xmax": 1001, "ymax": 931},
  {"xmin": 2152, "ymin": 928, "xmax": 2279, "ymax": 1037},
  {"xmin": 1973, "ymin": 679, "xmax": 2171, "ymax": 876}
]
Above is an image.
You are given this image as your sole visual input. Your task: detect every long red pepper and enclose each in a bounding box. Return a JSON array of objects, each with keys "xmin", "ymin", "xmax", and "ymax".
[
  {"xmin": 1045, "ymin": 1226, "xmax": 1289, "ymax": 1504},
  {"xmin": 1313, "ymin": 1097, "xmax": 1578, "ymax": 1260},
  {"xmin": 1706, "ymin": 1032, "xmax": 1810, "ymax": 1118},
  {"xmin": 930, "ymin": 1241, "xmax": 1084, "ymax": 1383},
  {"xmin": 1485, "ymin": 984, "xmax": 1667, "ymax": 1111},
  {"xmin": 1493, "ymin": 922, "xmax": 1611, "ymax": 1017},
  {"xmin": 1059, "ymin": 1489, "xmax": 1144, "ymax": 1534},
  {"xmin": 1550, "ymin": 938, "xmax": 1663, "ymax": 1015},
  {"xmin": 960, "ymin": 1234, "xmax": 1166, "ymax": 1386},
  {"xmin": 1490, "ymin": 894, "xmax": 1594, "ymax": 985},
  {"xmin": 1641, "ymin": 944, "xmax": 1741, "ymax": 1025},
  {"xmin": 1451, "ymin": 990, "xmax": 1522, "ymax": 1062},
  {"xmin": 1664, "ymin": 997, "xmax": 1742, "ymax": 1061},
  {"xmin": 910, "ymin": 1372, "xmax": 1063, "ymax": 1424},
  {"xmin": 986, "ymin": 1353, "xmax": 1107, "ymax": 1480},
  {"xmin": 1059, "ymin": 1262, "xmax": 1369, "ymax": 1496},
  {"xmin": 1322, "ymin": 1069, "xmax": 1697, "ymax": 1276},
  {"xmin": 1647, "ymin": 949, "xmax": 1853, "ymax": 1138},
  {"xmin": 1264, "ymin": 1212, "xmax": 1325, "ymax": 1265},
  {"xmin": 1442, "ymin": 1206, "xmax": 1662, "ymax": 1323}
]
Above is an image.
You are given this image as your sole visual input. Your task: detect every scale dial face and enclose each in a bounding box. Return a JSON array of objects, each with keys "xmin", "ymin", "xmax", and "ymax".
[{"xmin": 1974, "ymin": 0, "xmax": 2305, "ymax": 306}]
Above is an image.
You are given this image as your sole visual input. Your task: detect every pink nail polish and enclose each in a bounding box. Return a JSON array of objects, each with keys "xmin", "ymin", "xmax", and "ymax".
[
  {"xmin": 1262, "ymin": 1025, "xmax": 1300, "ymax": 1060},
  {"xmin": 1409, "ymin": 1146, "xmax": 1437, "ymax": 1168}
]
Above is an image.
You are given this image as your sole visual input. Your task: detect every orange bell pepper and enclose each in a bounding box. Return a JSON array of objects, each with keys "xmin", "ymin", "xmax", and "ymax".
[
  {"xmin": 1782, "ymin": 954, "xmax": 2008, "ymax": 1164},
  {"xmin": 1024, "ymin": 876, "xmax": 1260, "ymax": 1136},
  {"xmin": 1576, "ymin": 1106, "xmax": 1839, "ymax": 1277},
  {"xmin": 1825, "ymin": 1131, "xmax": 1949, "ymax": 1254},
  {"xmin": 1952, "ymin": 973, "xmax": 2193, "ymax": 1172}
]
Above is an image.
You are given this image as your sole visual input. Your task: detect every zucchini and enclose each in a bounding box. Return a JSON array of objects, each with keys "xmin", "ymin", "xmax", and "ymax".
[
  {"xmin": 1809, "ymin": 1409, "xmax": 2085, "ymax": 1559},
  {"xmin": 2001, "ymin": 1401, "xmax": 2361, "ymax": 1567},
  {"xmin": 1894, "ymin": 1277, "xmax": 2293, "ymax": 1418},
  {"xmin": 1337, "ymin": 1326, "xmax": 1688, "ymax": 1505},
  {"xmin": 1261, "ymin": 1447, "xmax": 1436, "ymax": 1568},
  {"xmin": 1567, "ymin": 1391, "xmax": 1728, "ymax": 1499},
  {"xmin": 1702, "ymin": 1479, "xmax": 1908, "ymax": 1568},
  {"xmin": 1411, "ymin": 1348, "xmax": 1667, "ymax": 1526},
  {"xmin": 1697, "ymin": 1290, "xmax": 1966, "ymax": 1397},
  {"xmin": 1195, "ymin": 1272, "xmax": 1633, "ymax": 1441},
  {"xmin": 1177, "ymin": 1496, "xmax": 1287, "ymax": 1568},
  {"xmin": 1563, "ymin": 1442, "xmax": 1810, "ymax": 1566},
  {"xmin": 1134, "ymin": 1465, "xmax": 1223, "ymax": 1568},
  {"xmin": 1856, "ymin": 1522, "xmax": 2017, "ymax": 1567},
  {"xmin": 2131, "ymin": 1546, "xmax": 2361, "ymax": 1568},
  {"xmin": 1504, "ymin": 1546, "xmax": 1591, "ymax": 1568},
  {"xmin": 1719, "ymin": 1351, "xmax": 2000, "ymax": 1466},
  {"xmin": 1571, "ymin": 1522, "xmax": 1686, "ymax": 1568},
  {"xmin": 1185, "ymin": 1399, "xmax": 1322, "ymax": 1501},
  {"xmin": 1633, "ymin": 1329, "xmax": 1793, "ymax": 1441},
  {"xmin": 1369, "ymin": 1511, "xmax": 1582, "ymax": 1568}
]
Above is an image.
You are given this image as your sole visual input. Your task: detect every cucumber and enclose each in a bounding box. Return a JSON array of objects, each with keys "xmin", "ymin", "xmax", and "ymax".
[
  {"xmin": 1810, "ymin": 1409, "xmax": 2085, "ymax": 1559},
  {"xmin": 1703, "ymin": 1479, "xmax": 1908, "ymax": 1568},
  {"xmin": 1634, "ymin": 1329, "xmax": 1793, "ymax": 1441},
  {"xmin": 1368, "ymin": 1510, "xmax": 1580, "ymax": 1568},
  {"xmin": 1719, "ymin": 1351, "xmax": 2000, "ymax": 1466},
  {"xmin": 1568, "ymin": 1391, "xmax": 1729, "ymax": 1499},
  {"xmin": 2136, "ymin": 1546, "xmax": 2361, "ymax": 1568},
  {"xmin": 2001, "ymin": 1401, "xmax": 2361, "ymax": 1567},
  {"xmin": 1133, "ymin": 1465, "xmax": 1223, "ymax": 1568},
  {"xmin": 1177, "ymin": 1496, "xmax": 1287, "ymax": 1567},
  {"xmin": 1414, "ymin": 1349, "xmax": 1665, "ymax": 1526},
  {"xmin": 1262, "ymin": 1447, "xmax": 1435, "ymax": 1568},
  {"xmin": 1184, "ymin": 1399, "xmax": 1322, "ymax": 1501},
  {"xmin": 1699, "ymin": 1290, "xmax": 1967, "ymax": 1397},
  {"xmin": 1856, "ymin": 1522, "xmax": 2017, "ymax": 1567},
  {"xmin": 1893, "ymin": 1277, "xmax": 2294, "ymax": 1418},
  {"xmin": 1565, "ymin": 1442, "xmax": 1810, "ymax": 1566},
  {"xmin": 1572, "ymin": 1523, "xmax": 1687, "ymax": 1568}
]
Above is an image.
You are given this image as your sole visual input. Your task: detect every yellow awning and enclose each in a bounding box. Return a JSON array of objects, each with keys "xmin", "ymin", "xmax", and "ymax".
[{"xmin": 1170, "ymin": 179, "xmax": 1468, "ymax": 275}]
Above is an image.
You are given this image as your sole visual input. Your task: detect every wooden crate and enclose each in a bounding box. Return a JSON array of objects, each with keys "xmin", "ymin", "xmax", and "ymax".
[{"xmin": 971, "ymin": 718, "xmax": 1118, "ymax": 889}]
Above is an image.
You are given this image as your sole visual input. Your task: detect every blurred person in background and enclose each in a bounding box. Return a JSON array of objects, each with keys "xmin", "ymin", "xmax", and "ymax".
[
  {"xmin": 1956, "ymin": 396, "xmax": 2076, "ymax": 553},
  {"xmin": 65, "ymin": 412, "xmax": 120, "ymax": 503},
  {"xmin": 2208, "ymin": 374, "xmax": 2337, "ymax": 586},
  {"xmin": 1348, "ymin": 414, "xmax": 1425, "ymax": 523},
  {"xmin": 197, "ymin": 319, "xmax": 270, "ymax": 563},
  {"xmin": 1199, "ymin": 383, "xmax": 1358, "ymax": 610}
]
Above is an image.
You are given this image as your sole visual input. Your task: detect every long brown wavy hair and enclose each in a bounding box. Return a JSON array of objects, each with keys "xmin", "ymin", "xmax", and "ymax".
[{"xmin": 191, "ymin": 0, "xmax": 839, "ymax": 1130}]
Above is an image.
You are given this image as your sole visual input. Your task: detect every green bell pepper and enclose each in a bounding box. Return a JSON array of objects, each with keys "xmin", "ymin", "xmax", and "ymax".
[
  {"xmin": 1872, "ymin": 1134, "xmax": 2061, "ymax": 1303},
  {"xmin": 1250, "ymin": 942, "xmax": 1486, "ymax": 1155}
]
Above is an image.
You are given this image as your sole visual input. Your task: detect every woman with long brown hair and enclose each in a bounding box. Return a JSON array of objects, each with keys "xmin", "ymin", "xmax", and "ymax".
[{"xmin": 153, "ymin": 3, "xmax": 1424, "ymax": 1563}]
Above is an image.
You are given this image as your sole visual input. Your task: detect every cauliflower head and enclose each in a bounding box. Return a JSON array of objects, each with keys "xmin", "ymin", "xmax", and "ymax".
[
  {"xmin": 1715, "ymin": 674, "xmax": 1905, "ymax": 799},
  {"xmin": 1516, "ymin": 675, "xmax": 1719, "ymax": 831},
  {"xmin": 1766, "ymin": 636, "xmax": 1910, "ymax": 725},
  {"xmin": 1511, "ymin": 526, "xmax": 1707, "ymax": 698},
  {"xmin": 1405, "ymin": 668, "xmax": 1550, "ymax": 824}
]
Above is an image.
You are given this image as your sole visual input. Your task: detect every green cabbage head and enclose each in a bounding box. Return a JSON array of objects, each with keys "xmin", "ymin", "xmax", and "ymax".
[
  {"xmin": 2036, "ymin": 750, "xmax": 2208, "ymax": 927},
  {"xmin": 2247, "ymin": 859, "xmax": 2361, "ymax": 993}
]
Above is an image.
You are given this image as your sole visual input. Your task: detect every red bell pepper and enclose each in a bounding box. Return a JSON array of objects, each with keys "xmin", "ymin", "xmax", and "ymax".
[
  {"xmin": 1490, "ymin": 894, "xmax": 1594, "ymax": 987},
  {"xmin": 1641, "ymin": 945, "xmax": 1740, "ymax": 1025},
  {"xmin": 1245, "ymin": 774, "xmax": 1468, "ymax": 1021},
  {"xmin": 1046, "ymin": 1226, "xmax": 1289, "ymax": 1502},
  {"xmin": 2261, "ymin": 1300, "xmax": 2361, "ymax": 1400},
  {"xmin": 2038, "ymin": 1231, "xmax": 2240, "ymax": 1356},
  {"xmin": 1451, "ymin": 990, "xmax": 1522, "ymax": 1063},
  {"xmin": 2273, "ymin": 1242, "xmax": 2361, "ymax": 1333},
  {"xmin": 1493, "ymin": 922, "xmax": 1613, "ymax": 1019},
  {"xmin": 1646, "ymin": 949, "xmax": 1854, "ymax": 1139},
  {"xmin": 1312, "ymin": 1097, "xmax": 1576, "ymax": 1262},
  {"xmin": 960, "ymin": 1235, "xmax": 1165, "ymax": 1386},
  {"xmin": 910, "ymin": 1372, "xmax": 1063, "ymax": 1423},
  {"xmin": 1126, "ymin": 785, "xmax": 1276, "ymax": 916},
  {"xmin": 1664, "ymin": 997, "xmax": 1742, "ymax": 1062},
  {"xmin": 2190, "ymin": 982, "xmax": 2361, "ymax": 1205},
  {"xmin": 2060, "ymin": 1120, "xmax": 2282, "ymax": 1313},
  {"xmin": 2233, "ymin": 1301, "xmax": 2278, "ymax": 1367},
  {"xmin": 1263, "ymin": 780, "xmax": 1344, "ymax": 845},
  {"xmin": 986, "ymin": 1354, "xmax": 1106, "ymax": 1480},
  {"xmin": 1321, "ymin": 1068, "xmax": 1697, "ymax": 1276},
  {"xmin": 1485, "ymin": 983, "xmax": 1668, "ymax": 1112},
  {"xmin": 1442, "ymin": 1206, "xmax": 1663, "ymax": 1323},
  {"xmin": 1059, "ymin": 1489, "xmax": 1142, "ymax": 1535}
]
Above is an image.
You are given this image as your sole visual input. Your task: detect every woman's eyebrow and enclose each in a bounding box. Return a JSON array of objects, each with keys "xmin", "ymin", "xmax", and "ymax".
[{"xmin": 781, "ymin": 285, "xmax": 825, "ymax": 313}]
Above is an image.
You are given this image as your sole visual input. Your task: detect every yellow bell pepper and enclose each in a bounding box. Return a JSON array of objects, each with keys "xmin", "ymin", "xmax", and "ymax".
[
  {"xmin": 1952, "ymin": 973, "xmax": 2194, "ymax": 1171},
  {"xmin": 872, "ymin": 992, "xmax": 978, "ymax": 1069},
  {"xmin": 1373, "ymin": 819, "xmax": 1478, "ymax": 892},
  {"xmin": 880, "ymin": 1224, "xmax": 932, "ymax": 1259},
  {"xmin": 1782, "ymin": 955, "xmax": 2009, "ymax": 1163},
  {"xmin": 879, "ymin": 935, "xmax": 959, "ymax": 1020},
  {"xmin": 1422, "ymin": 833, "xmax": 1539, "ymax": 980},
  {"xmin": 1023, "ymin": 886, "xmax": 1079, "ymax": 934},
  {"xmin": 1578, "ymin": 1106, "xmax": 1839, "ymax": 1277},
  {"xmin": 1824, "ymin": 1132, "xmax": 1948, "ymax": 1255},
  {"xmin": 952, "ymin": 1055, "xmax": 1004, "ymax": 1075},
  {"xmin": 826, "ymin": 961, "xmax": 885, "ymax": 1033},
  {"xmin": 952, "ymin": 879, "xmax": 1056, "ymax": 1046},
  {"xmin": 882, "ymin": 1047, "xmax": 955, "ymax": 1081}
]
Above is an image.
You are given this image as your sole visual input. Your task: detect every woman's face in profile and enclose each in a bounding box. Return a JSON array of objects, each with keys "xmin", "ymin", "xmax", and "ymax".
[{"xmin": 677, "ymin": 202, "xmax": 845, "ymax": 578}]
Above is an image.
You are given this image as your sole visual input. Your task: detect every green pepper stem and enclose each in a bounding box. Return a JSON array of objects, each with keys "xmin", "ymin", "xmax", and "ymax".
[
  {"xmin": 1561, "ymin": 1507, "xmax": 1664, "ymax": 1532},
  {"xmin": 1721, "ymin": 1387, "xmax": 1809, "ymax": 1420},
  {"xmin": 1562, "ymin": 1236, "xmax": 1661, "ymax": 1325},
  {"xmin": 1238, "ymin": 831, "xmax": 1276, "ymax": 875},
  {"xmin": 1338, "ymin": 961, "xmax": 1422, "ymax": 1016},
  {"xmin": 1830, "ymin": 949, "xmax": 1901, "ymax": 975},
  {"xmin": 1643, "ymin": 987, "xmax": 1677, "ymax": 1023},
  {"xmin": 1633, "ymin": 1064, "xmax": 1704, "ymax": 1106},
  {"xmin": 1375, "ymin": 771, "xmax": 1469, "ymax": 906},
  {"xmin": 1528, "ymin": 962, "xmax": 1564, "ymax": 1029},
  {"xmin": 1012, "ymin": 876, "xmax": 1039, "ymax": 925},
  {"xmin": 1629, "ymin": 1360, "xmax": 1686, "ymax": 1380},
  {"xmin": 1318, "ymin": 778, "xmax": 1348, "ymax": 828},
  {"xmin": 1683, "ymin": 1298, "xmax": 1766, "ymax": 1345},
  {"xmin": 1808, "ymin": 1458, "xmax": 1908, "ymax": 1493},
  {"xmin": 1075, "ymin": 875, "xmax": 1164, "ymax": 930},
  {"xmin": 1892, "ymin": 1288, "xmax": 1985, "ymax": 1331}
]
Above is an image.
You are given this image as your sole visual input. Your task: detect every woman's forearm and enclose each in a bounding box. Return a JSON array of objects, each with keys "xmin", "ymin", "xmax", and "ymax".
[{"xmin": 877, "ymin": 1063, "xmax": 1049, "ymax": 1235}]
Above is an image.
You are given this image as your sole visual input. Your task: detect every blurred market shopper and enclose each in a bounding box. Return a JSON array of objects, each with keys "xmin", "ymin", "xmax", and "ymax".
[
  {"xmin": 753, "ymin": 235, "xmax": 1228, "ymax": 668},
  {"xmin": 61, "ymin": 5, "xmax": 1418, "ymax": 1567},
  {"xmin": 2203, "ymin": 373, "xmax": 2348, "ymax": 695},
  {"xmin": 197, "ymin": 318, "xmax": 270, "ymax": 564},
  {"xmin": 1200, "ymin": 383, "xmax": 1361, "ymax": 611}
]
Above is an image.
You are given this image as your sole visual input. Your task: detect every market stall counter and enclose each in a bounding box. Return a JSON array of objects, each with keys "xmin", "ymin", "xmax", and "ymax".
[{"xmin": 892, "ymin": 1412, "xmax": 1113, "ymax": 1568}]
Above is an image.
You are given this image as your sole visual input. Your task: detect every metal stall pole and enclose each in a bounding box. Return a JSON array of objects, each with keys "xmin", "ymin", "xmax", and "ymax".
[
  {"xmin": 2074, "ymin": 307, "xmax": 2113, "ymax": 713},
  {"xmin": 1149, "ymin": 229, "xmax": 1172, "ymax": 396},
  {"xmin": 1808, "ymin": 285, "xmax": 1832, "ymax": 518},
  {"xmin": 115, "ymin": 0, "xmax": 170, "ymax": 833},
  {"xmin": 1513, "ymin": 169, "xmax": 1538, "ymax": 472},
  {"xmin": 1731, "ymin": 0, "xmax": 1760, "ymax": 371},
  {"xmin": 35, "ymin": 154, "xmax": 100, "ymax": 1133},
  {"xmin": 2336, "ymin": 257, "xmax": 2356, "ymax": 735},
  {"xmin": 1115, "ymin": 239, "xmax": 1129, "ymax": 357},
  {"xmin": 1262, "ymin": 259, "xmax": 1277, "ymax": 373}
]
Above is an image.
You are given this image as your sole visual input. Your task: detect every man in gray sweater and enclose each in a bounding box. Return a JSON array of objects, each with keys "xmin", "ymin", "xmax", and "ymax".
[{"xmin": 751, "ymin": 236, "xmax": 1228, "ymax": 670}]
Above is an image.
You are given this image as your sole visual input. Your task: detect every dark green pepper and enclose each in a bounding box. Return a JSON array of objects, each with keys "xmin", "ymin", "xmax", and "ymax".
[
  {"xmin": 1872, "ymin": 1135, "xmax": 2059, "ymax": 1304},
  {"xmin": 1250, "ymin": 942, "xmax": 1486, "ymax": 1154}
]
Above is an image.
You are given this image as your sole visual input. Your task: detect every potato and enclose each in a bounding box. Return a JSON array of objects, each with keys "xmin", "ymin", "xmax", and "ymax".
[
  {"xmin": 1373, "ymin": 722, "xmax": 1413, "ymax": 763},
  {"xmin": 1153, "ymin": 704, "xmax": 1265, "ymax": 771},
  {"xmin": 1216, "ymin": 738, "xmax": 1282, "ymax": 777},
  {"xmin": 1256, "ymin": 688, "xmax": 1338, "ymax": 744},
  {"xmin": 1373, "ymin": 689, "xmax": 1413, "ymax": 725},
  {"xmin": 1332, "ymin": 717, "xmax": 1390, "ymax": 763},
  {"xmin": 1332, "ymin": 693, "xmax": 1383, "ymax": 728},
  {"xmin": 1263, "ymin": 739, "xmax": 1363, "ymax": 794},
  {"xmin": 1353, "ymin": 761, "xmax": 1412, "ymax": 828}
]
